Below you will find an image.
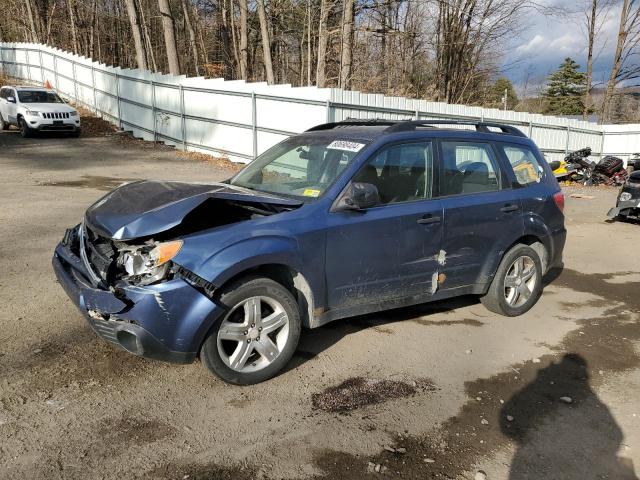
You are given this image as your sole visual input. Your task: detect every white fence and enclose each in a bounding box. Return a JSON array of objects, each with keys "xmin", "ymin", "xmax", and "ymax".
[{"xmin": 1, "ymin": 42, "xmax": 639, "ymax": 164}]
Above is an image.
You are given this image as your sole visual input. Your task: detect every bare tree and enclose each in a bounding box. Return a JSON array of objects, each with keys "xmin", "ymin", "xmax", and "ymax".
[
  {"xmin": 583, "ymin": 0, "xmax": 614, "ymax": 118},
  {"xmin": 67, "ymin": 0, "xmax": 79, "ymax": 54},
  {"xmin": 25, "ymin": 0, "xmax": 40, "ymax": 43},
  {"xmin": 256, "ymin": 0, "xmax": 275, "ymax": 83},
  {"xmin": 316, "ymin": 0, "xmax": 332, "ymax": 87},
  {"xmin": 124, "ymin": 0, "xmax": 148, "ymax": 70},
  {"xmin": 181, "ymin": 0, "xmax": 199, "ymax": 75},
  {"xmin": 157, "ymin": 0, "xmax": 180, "ymax": 75},
  {"xmin": 339, "ymin": 0, "xmax": 354, "ymax": 89},
  {"xmin": 238, "ymin": 0, "xmax": 249, "ymax": 80},
  {"xmin": 601, "ymin": 0, "xmax": 640, "ymax": 121}
]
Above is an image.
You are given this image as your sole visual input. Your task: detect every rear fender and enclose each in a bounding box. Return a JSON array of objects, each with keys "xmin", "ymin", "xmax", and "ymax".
[{"xmin": 476, "ymin": 210, "xmax": 552, "ymax": 288}]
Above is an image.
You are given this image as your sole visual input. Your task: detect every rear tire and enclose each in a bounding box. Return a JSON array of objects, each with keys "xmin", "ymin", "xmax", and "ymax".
[
  {"xmin": 481, "ymin": 244, "xmax": 543, "ymax": 317},
  {"xmin": 200, "ymin": 276, "xmax": 301, "ymax": 385},
  {"xmin": 19, "ymin": 117, "xmax": 33, "ymax": 138}
]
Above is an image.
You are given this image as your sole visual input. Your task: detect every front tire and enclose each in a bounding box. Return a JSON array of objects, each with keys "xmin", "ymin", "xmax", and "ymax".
[
  {"xmin": 19, "ymin": 117, "xmax": 33, "ymax": 138},
  {"xmin": 200, "ymin": 277, "xmax": 301, "ymax": 385},
  {"xmin": 0, "ymin": 113, "xmax": 8, "ymax": 130},
  {"xmin": 481, "ymin": 244, "xmax": 543, "ymax": 317}
]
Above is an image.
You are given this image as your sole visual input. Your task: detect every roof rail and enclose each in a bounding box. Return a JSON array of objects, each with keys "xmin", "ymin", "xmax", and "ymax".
[
  {"xmin": 306, "ymin": 119, "xmax": 399, "ymax": 132},
  {"xmin": 306, "ymin": 119, "xmax": 528, "ymax": 137},
  {"xmin": 384, "ymin": 120, "xmax": 528, "ymax": 137}
]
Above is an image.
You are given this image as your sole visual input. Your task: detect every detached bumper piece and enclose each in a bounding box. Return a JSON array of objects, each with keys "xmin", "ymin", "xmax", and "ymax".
[
  {"xmin": 608, "ymin": 199, "xmax": 640, "ymax": 220},
  {"xmin": 52, "ymin": 236, "xmax": 225, "ymax": 364},
  {"xmin": 85, "ymin": 311, "xmax": 194, "ymax": 364}
]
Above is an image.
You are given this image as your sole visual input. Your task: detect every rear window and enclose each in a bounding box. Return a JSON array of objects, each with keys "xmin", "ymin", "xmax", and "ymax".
[{"xmin": 499, "ymin": 144, "xmax": 544, "ymax": 186}]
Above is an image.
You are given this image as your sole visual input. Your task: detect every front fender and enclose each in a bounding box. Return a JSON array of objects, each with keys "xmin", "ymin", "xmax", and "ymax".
[{"xmin": 179, "ymin": 235, "xmax": 302, "ymax": 287}]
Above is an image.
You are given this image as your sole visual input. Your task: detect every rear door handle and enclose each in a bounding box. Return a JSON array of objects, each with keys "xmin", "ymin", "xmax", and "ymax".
[
  {"xmin": 417, "ymin": 214, "xmax": 442, "ymax": 225},
  {"xmin": 500, "ymin": 204, "xmax": 520, "ymax": 213}
]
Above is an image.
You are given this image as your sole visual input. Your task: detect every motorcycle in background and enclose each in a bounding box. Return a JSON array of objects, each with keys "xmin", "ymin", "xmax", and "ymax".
[
  {"xmin": 549, "ymin": 147, "xmax": 595, "ymax": 184},
  {"xmin": 549, "ymin": 147, "xmax": 628, "ymax": 186},
  {"xmin": 593, "ymin": 156, "xmax": 628, "ymax": 186}
]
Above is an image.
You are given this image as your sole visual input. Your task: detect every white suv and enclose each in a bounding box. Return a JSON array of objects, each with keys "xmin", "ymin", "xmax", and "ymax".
[{"xmin": 0, "ymin": 86, "xmax": 81, "ymax": 137}]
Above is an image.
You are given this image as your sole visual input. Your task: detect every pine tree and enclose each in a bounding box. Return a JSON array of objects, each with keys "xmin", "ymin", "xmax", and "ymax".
[
  {"xmin": 486, "ymin": 77, "xmax": 519, "ymax": 110},
  {"xmin": 543, "ymin": 58, "xmax": 588, "ymax": 115}
]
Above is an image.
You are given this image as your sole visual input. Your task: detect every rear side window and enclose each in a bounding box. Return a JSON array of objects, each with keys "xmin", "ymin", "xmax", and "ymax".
[
  {"xmin": 440, "ymin": 141, "xmax": 501, "ymax": 195},
  {"xmin": 500, "ymin": 144, "xmax": 544, "ymax": 186}
]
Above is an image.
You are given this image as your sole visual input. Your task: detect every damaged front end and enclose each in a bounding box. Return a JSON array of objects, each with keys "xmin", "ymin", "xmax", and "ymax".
[
  {"xmin": 53, "ymin": 221, "xmax": 224, "ymax": 363},
  {"xmin": 53, "ymin": 180, "xmax": 300, "ymax": 363}
]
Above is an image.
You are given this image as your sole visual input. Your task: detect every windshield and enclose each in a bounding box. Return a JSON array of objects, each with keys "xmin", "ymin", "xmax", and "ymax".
[
  {"xmin": 17, "ymin": 90, "xmax": 64, "ymax": 104},
  {"xmin": 230, "ymin": 136, "xmax": 368, "ymax": 199}
]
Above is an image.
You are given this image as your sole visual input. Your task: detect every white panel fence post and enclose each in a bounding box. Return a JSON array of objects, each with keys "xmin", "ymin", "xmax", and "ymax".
[
  {"xmin": 151, "ymin": 80, "xmax": 156, "ymax": 143},
  {"xmin": 251, "ymin": 92, "xmax": 257, "ymax": 159},
  {"xmin": 53, "ymin": 54, "xmax": 59, "ymax": 90},
  {"xmin": 180, "ymin": 84, "xmax": 186, "ymax": 149},
  {"xmin": 115, "ymin": 72, "xmax": 122, "ymax": 129},
  {"xmin": 72, "ymin": 60, "xmax": 78, "ymax": 102},
  {"xmin": 38, "ymin": 49, "xmax": 44, "ymax": 84},
  {"xmin": 91, "ymin": 65, "xmax": 97, "ymax": 114}
]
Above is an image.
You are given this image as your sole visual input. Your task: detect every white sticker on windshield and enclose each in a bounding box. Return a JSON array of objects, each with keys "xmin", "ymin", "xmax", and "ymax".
[{"xmin": 327, "ymin": 140, "xmax": 366, "ymax": 152}]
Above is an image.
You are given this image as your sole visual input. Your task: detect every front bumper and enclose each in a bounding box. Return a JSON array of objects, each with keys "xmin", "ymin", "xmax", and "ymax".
[
  {"xmin": 26, "ymin": 116, "xmax": 80, "ymax": 131},
  {"xmin": 52, "ymin": 240, "xmax": 225, "ymax": 364}
]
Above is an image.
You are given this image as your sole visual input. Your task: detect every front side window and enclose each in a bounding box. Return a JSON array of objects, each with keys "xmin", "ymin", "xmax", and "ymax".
[
  {"xmin": 500, "ymin": 144, "xmax": 544, "ymax": 186},
  {"xmin": 231, "ymin": 136, "xmax": 368, "ymax": 199},
  {"xmin": 352, "ymin": 141, "xmax": 434, "ymax": 205},
  {"xmin": 17, "ymin": 90, "xmax": 64, "ymax": 104},
  {"xmin": 440, "ymin": 141, "xmax": 501, "ymax": 195}
]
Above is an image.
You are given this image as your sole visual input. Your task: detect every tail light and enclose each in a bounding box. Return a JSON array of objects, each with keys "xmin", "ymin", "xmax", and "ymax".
[{"xmin": 553, "ymin": 191, "xmax": 565, "ymax": 213}]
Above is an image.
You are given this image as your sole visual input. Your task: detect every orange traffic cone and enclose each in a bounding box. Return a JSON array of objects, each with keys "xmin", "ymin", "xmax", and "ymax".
[{"xmin": 44, "ymin": 80, "xmax": 53, "ymax": 90}]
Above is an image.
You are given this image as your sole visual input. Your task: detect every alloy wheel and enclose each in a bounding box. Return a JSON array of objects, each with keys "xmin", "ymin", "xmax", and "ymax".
[
  {"xmin": 503, "ymin": 256, "xmax": 537, "ymax": 308},
  {"xmin": 217, "ymin": 296, "xmax": 290, "ymax": 373}
]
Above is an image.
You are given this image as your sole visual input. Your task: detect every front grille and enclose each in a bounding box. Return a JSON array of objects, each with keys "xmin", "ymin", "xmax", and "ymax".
[
  {"xmin": 83, "ymin": 224, "xmax": 118, "ymax": 283},
  {"xmin": 43, "ymin": 112, "xmax": 70, "ymax": 119}
]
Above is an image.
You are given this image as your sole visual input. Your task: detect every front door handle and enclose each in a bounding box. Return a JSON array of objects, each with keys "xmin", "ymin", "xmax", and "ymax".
[
  {"xmin": 500, "ymin": 204, "xmax": 520, "ymax": 213},
  {"xmin": 417, "ymin": 214, "xmax": 442, "ymax": 225}
]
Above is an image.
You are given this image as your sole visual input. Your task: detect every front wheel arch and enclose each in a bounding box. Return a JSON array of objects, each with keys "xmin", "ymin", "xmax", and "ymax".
[{"xmin": 213, "ymin": 263, "xmax": 316, "ymax": 329}]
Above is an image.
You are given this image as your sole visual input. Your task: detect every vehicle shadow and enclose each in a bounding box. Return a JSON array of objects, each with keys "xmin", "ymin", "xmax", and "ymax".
[
  {"xmin": 287, "ymin": 295, "xmax": 482, "ymax": 370},
  {"xmin": 501, "ymin": 353, "xmax": 638, "ymax": 479},
  {"xmin": 542, "ymin": 264, "xmax": 564, "ymax": 287},
  {"xmin": 288, "ymin": 266, "xmax": 564, "ymax": 371}
]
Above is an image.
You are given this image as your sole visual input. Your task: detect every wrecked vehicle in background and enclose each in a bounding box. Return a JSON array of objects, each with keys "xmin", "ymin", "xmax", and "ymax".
[
  {"xmin": 53, "ymin": 119, "xmax": 566, "ymax": 385},
  {"xmin": 608, "ymin": 170, "xmax": 640, "ymax": 222}
]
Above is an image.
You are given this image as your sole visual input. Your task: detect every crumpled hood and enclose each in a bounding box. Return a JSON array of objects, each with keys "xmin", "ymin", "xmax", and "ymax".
[{"xmin": 84, "ymin": 180, "xmax": 301, "ymax": 240}]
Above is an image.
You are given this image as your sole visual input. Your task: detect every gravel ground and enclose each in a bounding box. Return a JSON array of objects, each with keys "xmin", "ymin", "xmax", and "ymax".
[{"xmin": 0, "ymin": 127, "xmax": 638, "ymax": 480}]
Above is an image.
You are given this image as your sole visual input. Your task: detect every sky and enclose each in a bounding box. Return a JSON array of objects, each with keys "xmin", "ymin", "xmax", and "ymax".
[{"xmin": 502, "ymin": 0, "xmax": 622, "ymax": 95}]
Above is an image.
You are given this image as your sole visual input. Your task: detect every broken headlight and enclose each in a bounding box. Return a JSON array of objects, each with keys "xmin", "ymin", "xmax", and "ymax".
[
  {"xmin": 620, "ymin": 192, "xmax": 632, "ymax": 202},
  {"xmin": 118, "ymin": 240, "xmax": 183, "ymax": 285}
]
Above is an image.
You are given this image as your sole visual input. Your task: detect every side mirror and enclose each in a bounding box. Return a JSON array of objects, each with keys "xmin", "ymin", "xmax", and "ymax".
[
  {"xmin": 334, "ymin": 182, "xmax": 380, "ymax": 211},
  {"xmin": 7, "ymin": 96, "xmax": 16, "ymax": 103}
]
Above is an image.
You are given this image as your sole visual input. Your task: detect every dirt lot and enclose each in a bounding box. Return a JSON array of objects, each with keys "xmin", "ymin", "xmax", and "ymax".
[{"xmin": 0, "ymin": 126, "xmax": 639, "ymax": 480}]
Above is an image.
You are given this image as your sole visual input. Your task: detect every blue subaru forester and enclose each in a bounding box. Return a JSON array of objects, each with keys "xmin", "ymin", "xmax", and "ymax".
[{"xmin": 53, "ymin": 120, "xmax": 566, "ymax": 384}]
